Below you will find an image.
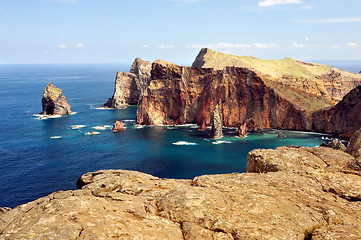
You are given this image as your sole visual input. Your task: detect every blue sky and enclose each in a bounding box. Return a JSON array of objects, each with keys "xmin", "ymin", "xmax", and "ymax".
[{"xmin": 1, "ymin": 0, "xmax": 360, "ymax": 64}]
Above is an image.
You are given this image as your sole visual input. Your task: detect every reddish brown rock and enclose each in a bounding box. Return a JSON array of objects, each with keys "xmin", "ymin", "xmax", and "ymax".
[
  {"xmin": 104, "ymin": 58, "xmax": 151, "ymax": 108},
  {"xmin": 41, "ymin": 83, "xmax": 71, "ymax": 115},
  {"xmin": 136, "ymin": 60, "xmax": 314, "ymax": 131},
  {"xmin": 346, "ymin": 128, "xmax": 361, "ymax": 158},
  {"xmin": 238, "ymin": 122, "xmax": 247, "ymax": 137},
  {"xmin": 112, "ymin": 120, "xmax": 125, "ymax": 131},
  {"xmin": 313, "ymin": 85, "xmax": 361, "ymax": 135}
]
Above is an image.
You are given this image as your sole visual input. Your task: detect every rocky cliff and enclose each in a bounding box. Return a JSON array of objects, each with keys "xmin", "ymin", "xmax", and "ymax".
[
  {"xmin": 313, "ymin": 85, "xmax": 361, "ymax": 134},
  {"xmin": 1, "ymin": 146, "xmax": 361, "ymax": 239},
  {"xmin": 104, "ymin": 58, "xmax": 151, "ymax": 108},
  {"xmin": 136, "ymin": 49, "xmax": 361, "ymax": 135},
  {"xmin": 41, "ymin": 83, "xmax": 71, "ymax": 115},
  {"xmin": 192, "ymin": 48, "xmax": 361, "ymax": 108},
  {"xmin": 136, "ymin": 60, "xmax": 315, "ymax": 131}
]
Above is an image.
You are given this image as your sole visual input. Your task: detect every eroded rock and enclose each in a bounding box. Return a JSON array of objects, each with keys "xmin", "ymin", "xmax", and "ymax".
[
  {"xmin": 41, "ymin": 83, "xmax": 71, "ymax": 115},
  {"xmin": 1, "ymin": 146, "xmax": 361, "ymax": 239}
]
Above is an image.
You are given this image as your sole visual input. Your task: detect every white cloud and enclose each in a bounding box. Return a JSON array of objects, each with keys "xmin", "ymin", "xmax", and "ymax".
[
  {"xmin": 258, "ymin": 0, "xmax": 303, "ymax": 7},
  {"xmin": 58, "ymin": 44, "xmax": 67, "ymax": 49},
  {"xmin": 305, "ymin": 37, "xmax": 310, "ymax": 41},
  {"xmin": 76, "ymin": 43, "xmax": 85, "ymax": 48},
  {"xmin": 141, "ymin": 44, "xmax": 149, "ymax": 48},
  {"xmin": 292, "ymin": 42, "xmax": 308, "ymax": 48},
  {"xmin": 158, "ymin": 45, "xmax": 174, "ymax": 49},
  {"xmin": 295, "ymin": 17, "xmax": 361, "ymax": 23},
  {"xmin": 186, "ymin": 42, "xmax": 276, "ymax": 49},
  {"xmin": 347, "ymin": 42, "xmax": 358, "ymax": 47},
  {"xmin": 254, "ymin": 43, "xmax": 277, "ymax": 49}
]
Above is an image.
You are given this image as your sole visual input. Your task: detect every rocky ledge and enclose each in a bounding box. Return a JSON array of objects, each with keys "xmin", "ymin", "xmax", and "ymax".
[
  {"xmin": 41, "ymin": 83, "xmax": 71, "ymax": 115},
  {"xmin": 1, "ymin": 144, "xmax": 361, "ymax": 239}
]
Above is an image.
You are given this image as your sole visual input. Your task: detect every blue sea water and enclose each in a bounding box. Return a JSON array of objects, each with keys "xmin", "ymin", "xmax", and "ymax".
[{"xmin": 0, "ymin": 62, "xmax": 358, "ymax": 208}]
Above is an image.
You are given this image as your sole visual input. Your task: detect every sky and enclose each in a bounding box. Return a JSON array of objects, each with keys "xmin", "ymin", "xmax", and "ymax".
[{"xmin": 1, "ymin": 0, "xmax": 360, "ymax": 64}]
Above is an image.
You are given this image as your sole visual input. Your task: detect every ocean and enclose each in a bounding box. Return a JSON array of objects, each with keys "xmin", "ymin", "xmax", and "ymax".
[{"xmin": 0, "ymin": 61, "xmax": 358, "ymax": 208}]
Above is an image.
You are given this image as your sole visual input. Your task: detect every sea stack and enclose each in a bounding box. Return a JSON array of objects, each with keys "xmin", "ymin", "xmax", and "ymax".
[
  {"xmin": 41, "ymin": 83, "xmax": 71, "ymax": 115},
  {"xmin": 211, "ymin": 100, "xmax": 223, "ymax": 139}
]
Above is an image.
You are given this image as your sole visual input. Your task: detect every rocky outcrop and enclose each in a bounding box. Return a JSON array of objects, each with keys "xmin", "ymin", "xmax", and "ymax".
[
  {"xmin": 137, "ymin": 60, "xmax": 315, "ymax": 131},
  {"xmin": 112, "ymin": 120, "xmax": 125, "ymax": 131},
  {"xmin": 346, "ymin": 128, "xmax": 361, "ymax": 158},
  {"xmin": 1, "ymin": 146, "xmax": 361, "ymax": 239},
  {"xmin": 41, "ymin": 83, "xmax": 71, "ymax": 115},
  {"xmin": 104, "ymin": 58, "xmax": 151, "ymax": 108},
  {"xmin": 192, "ymin": 48, "xmax": 361, "ymax": 107},
  {"xmin": 210, "ymin": 100, "xmax": 223, "ymax": 139},
  {"xmin": 313, "ymin": 85, "xmax": 361, "ymax": 135}
]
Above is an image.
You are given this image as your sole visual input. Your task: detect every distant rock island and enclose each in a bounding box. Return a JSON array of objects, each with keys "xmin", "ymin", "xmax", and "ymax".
[
  {"xmin": 41, "ymin": 83, "xmax": 71, "ymax": 115},
  {"xmin": 107, "ymin": 48, "xmax": 361, "ymax": 136}
]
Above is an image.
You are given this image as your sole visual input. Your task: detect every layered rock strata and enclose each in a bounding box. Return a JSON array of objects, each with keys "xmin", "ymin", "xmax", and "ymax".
[
  {"xmin": 313, "ymin": 85, "xmax": 361, "ymax": 134},
  {"xmin": 104, "ymin": 58, "xmax": 151, "ymax": 108},
  {"xmin": 1, "ymin": 146, "xmax": 361, "ymax": 239},
  {"xmin": 192, "ymin": 48, "xmax": 361, "ymax": 107},
  {"xmin": 41, "ymin": 83, "xmax": 71, "ymax": 115},
  {"xmin": 136, "ymin": 60, "xmax": 315, "ymax": 131}
]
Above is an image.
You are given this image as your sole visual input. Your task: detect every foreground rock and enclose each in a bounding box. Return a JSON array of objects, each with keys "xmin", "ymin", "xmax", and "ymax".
[
  {"xmin": 41, "ymin": 83, "xmax": 71, "ymax": 115},
  {"xmin": 104, "ymin": 58, "xmax": 151, "ymax": 108},
  {"xmin": 1, "ymin": 146, "xmax": 361, "ymax": 239}
]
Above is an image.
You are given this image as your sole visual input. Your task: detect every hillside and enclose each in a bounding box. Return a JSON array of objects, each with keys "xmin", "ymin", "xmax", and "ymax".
[{"xmin": 192, "ymin": 48, "xmax": 361, "ymax": 111}]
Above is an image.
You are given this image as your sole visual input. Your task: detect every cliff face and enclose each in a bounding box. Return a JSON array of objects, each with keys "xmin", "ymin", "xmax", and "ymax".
[
  {"xmin": 2, "ymin": 146, "xmax": 361, "ymax": 239},
  {"xmin": 104, "ymin": 58, "xmax": 151, "ymax": 108},
  {"xmin": 313, "ymin": 85, "xmax": 361, "ymax": 134},
  {"xmin": 193, "ymin": 48, "xmax": 361, "ymax": 110},
  {"xmin": 41, "ymin": 83, "xmax": 71, "ymax": 115},
  {"xmin": 136, "ymin": 60, "xmax": 313, "ymax": 131}
]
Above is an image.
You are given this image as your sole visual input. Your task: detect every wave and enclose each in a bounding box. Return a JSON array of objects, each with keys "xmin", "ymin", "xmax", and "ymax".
[
  {"xmin": 72, "ymin": 125, "xmax": 87, "ymax": 129},
  {"xmin": 50, "ymin": 136, "xmax": 61, "ymax": 139},
  {"xmin": 33, "ymin": 114, "xmax": 62, "ymax": 120},
  {"xmin": 212, "ymin": 140, "xmax": 232, "ymax": 145},
  {"xmin": 92, "ymin": 125, "xmax": 112, "ymax": 130},
  {"xmin": 69, "ymin": 111, "xmax": 77, "ymax": 115},
  {"xmin": 134, "ymin": 125, "xmax": 144, "ymax": 129},
  {"xmin": 84, "ymin": 131, "xmax": 100, "ymax": 135},
  {"xmin": 173, "ymin": 141, "xmax": 197, "ymax": 146},
  {"xmin": 122, "ymin": 119, "xmax": 136, "ymax": 122}
]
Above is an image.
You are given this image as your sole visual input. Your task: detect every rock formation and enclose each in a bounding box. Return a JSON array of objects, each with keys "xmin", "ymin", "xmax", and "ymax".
[
  {"xmin": 237, "ymin": 122, "xmax": 247, "ymax": 137},
  {"xmin": 112, "ymin": 120, "xmax": 125, "ymax": 131},
  {"xmin": 313, "ymin": 85, "xmax": 361, "ymax": 135},
  {"xmin": 104, "ymin": 58, "xmax": 151, "ymax": 108},
  {"xmin": 137, "ymin": 60, "xmax": 319, "ymax": 131},
  {"xmin": 1, "ymin": 146, "xmax": 361, "ymax": 239},
  {"xmin": 210, "ymin": 100, "xmax": 223, "ymax": 139},
  {"xmin": 192, "ymin": 48, "xmax": 361, "ymax": 106},
  {"xmin": 346, "ymin": 128, "xmax": 361, "ymax": 159},
  {"xmin": 41, "ymin": 83, "xmax": 71, "ymax": 115},
  {"xmin": 135, "ymin": 49, "xmax": 361, "ymax": 136}
]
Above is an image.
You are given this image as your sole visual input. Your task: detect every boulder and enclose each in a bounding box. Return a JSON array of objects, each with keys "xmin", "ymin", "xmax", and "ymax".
[
  {"xmin": 1, "ymin": 146, "xmax": 361, "ymax": 239},
  {"xmin": 41, "ymin": 83, "xmax": 71, "ymax": 115},
  {"xmin": 320, "ymin": 139, "xmax": 346, "ymax": 151},
  {"xmin": 112, "ymin": 120, "xmax": 125, "ymax": 131},
  {"xmin": 346, "ymin": 128, "xmax": 361, "ymax": 158}
]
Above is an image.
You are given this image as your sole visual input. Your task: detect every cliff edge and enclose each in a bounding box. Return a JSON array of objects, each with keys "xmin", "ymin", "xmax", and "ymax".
[
  {"xmin": 1, "ymin": 146, "xmax": 361, "ymax": 239},
  {"xmin": 104, "ymin": 58, "xmax": 151, "ymax": 108}
]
